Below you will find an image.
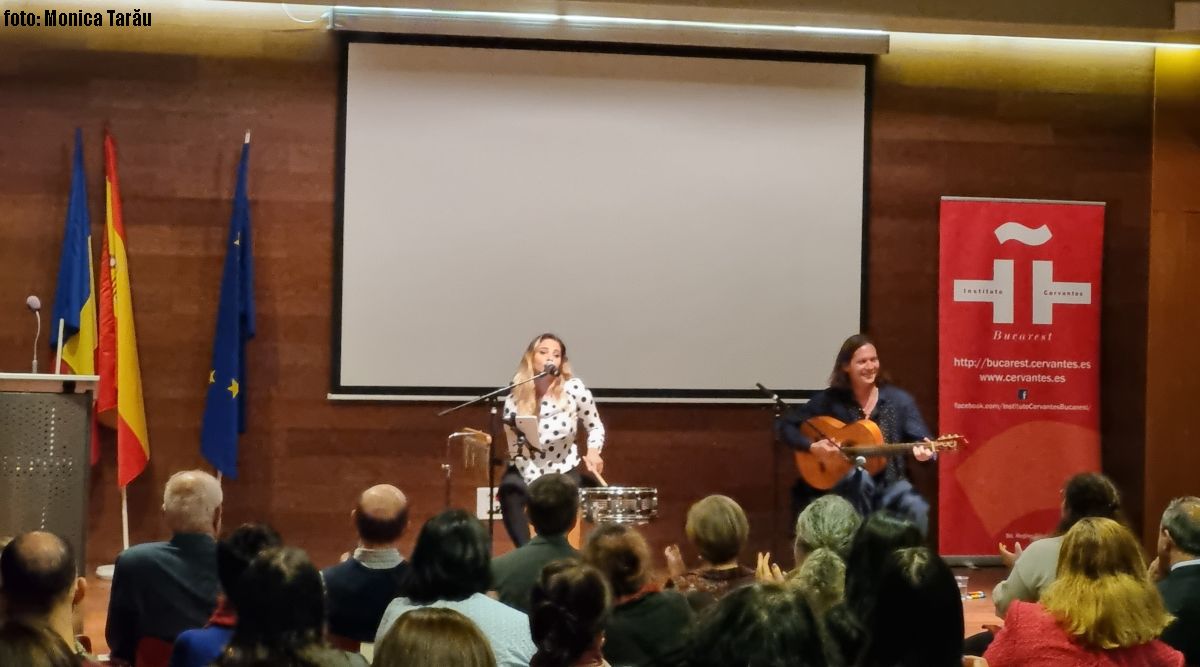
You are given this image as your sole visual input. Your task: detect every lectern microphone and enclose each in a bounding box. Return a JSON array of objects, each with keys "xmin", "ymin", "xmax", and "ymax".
[{"xmin": 26, "ymin": 295, "xmax": 41, "ymax": 373}]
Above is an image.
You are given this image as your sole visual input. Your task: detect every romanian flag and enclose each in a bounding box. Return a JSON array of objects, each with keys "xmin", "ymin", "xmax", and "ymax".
[
  {"xmin": 50, "ymin": 129, "xmax": 100, "ymax": 464},
  {"xmin": 50, "ymin": 129, "xmax": 98, "ymax": 377},
  {"xmin": 97, "ymin": 130, "xmax": 150, "ymax": 487},
  {"xmin": 200, "ymin": 138, "xmax": 255, "ymax": 479}
]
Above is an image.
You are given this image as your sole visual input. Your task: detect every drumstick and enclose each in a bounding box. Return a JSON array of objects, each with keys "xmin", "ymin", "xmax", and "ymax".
[{"xmin": 593, "ymin": 470, "xmax": 609, "ymax": 487}]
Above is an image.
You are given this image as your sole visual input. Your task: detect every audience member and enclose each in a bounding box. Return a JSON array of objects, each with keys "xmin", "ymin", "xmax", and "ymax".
[
  {"xmin": 374, "ymin": 607, "xmax": 497, "ymax": 667},
  {"xmin": 984, "ymin": 518, "xmax": 1183, "ymax": 667},
  {"xmin": 214, "ymin": 546, "xmax": 367, "ymax": 667},
  {"xmin": 375, "ymin": 509, "xmax": 535, "ymax": 667},
  {"xmin": 170, "ymin": 523, "xmax": 282, "ymax": 667},
  {"xmin": 823, "ymin": 512, "xmax": 922, "ymax": 666},
  {"xmin": 492, "ymin": 474, "xmax": 580, "ymax": 613},
  {"xmin": 664, "ymin": 495, "xmax": 755, "ymax": 611},
  {"xmin": 795, "ymin": 495, "xmax": 863, "ymax": 563},
  {"xmin": 106, "ymin": 470, "xmax": 223, "ymax": 663},
  {"xmin": 1151, "ymin": 496, "xmax": 1200, "ymax": 664},
  {"xmin": 756, "ymin": 494, "xmax": 861, "ymax": 583},
  {"xmin": 993, "ymin": 472, "xmax": 1123, "ymax": 618},
  {"xmin": 529, "ymin": 561, "xmax": 612, "ymax": 667},
  {"xmin": 0, "ymin": 618, "xmax": 89, "ymax": 667},
  {"xmin": 322, "ymin": 484, "xmax": 410, "ymax": 643},
  {"xmin": 790, "ymin": 547, "xmax": 846, "ymax": 616},
  {"xmin": 0, "ymin": 531, "xmax": 93, "ymax": 660},
  {"xmin": 841, "ymin": 513, "xmax": 922, "ymax": 616},
  {"xmin": 583, "ymin": 523, "xmax": 694, "ymax": 667},
  {"xmin": 681, "ymin": 583, "xmax": 834, "ymax": 667},
  {"xmin": 858, "ymin": 547, "xmax": 965, "ymax": 667}
]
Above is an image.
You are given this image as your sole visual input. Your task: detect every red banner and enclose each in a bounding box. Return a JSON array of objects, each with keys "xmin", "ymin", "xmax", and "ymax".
[{"xmin": 938, "ymin": 198, "xmax": 1103, "ymax": 557}]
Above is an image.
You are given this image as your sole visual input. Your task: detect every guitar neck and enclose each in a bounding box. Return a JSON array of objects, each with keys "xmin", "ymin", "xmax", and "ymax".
[{"xmin": 841, "ymin": 442, "xmax": 928, "ymax": 457}]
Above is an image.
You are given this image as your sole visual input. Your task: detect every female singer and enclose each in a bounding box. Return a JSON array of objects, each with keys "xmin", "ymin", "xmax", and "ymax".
[
  {"xmin": 499, "ymin": 333, "xmax": 605, "ymax": 546},
  {"xmin": 776, "ymin": 334, "xmax": 935, "ymax": 533}
]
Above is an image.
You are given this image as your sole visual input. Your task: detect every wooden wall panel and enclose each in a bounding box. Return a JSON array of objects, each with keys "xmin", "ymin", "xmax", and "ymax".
[
  {"xmin": 0, "ymin": 32, "xmax": 1154, "ymax": 574},
  {"xmin": 1144, "ymin": 49, "xmax": 1200, "ymax": 547}
]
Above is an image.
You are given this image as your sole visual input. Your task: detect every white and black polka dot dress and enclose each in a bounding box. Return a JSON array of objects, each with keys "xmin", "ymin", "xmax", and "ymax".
[{"xmin": 502, "ymin": 377, "xmax": 605, "ymax": 484}]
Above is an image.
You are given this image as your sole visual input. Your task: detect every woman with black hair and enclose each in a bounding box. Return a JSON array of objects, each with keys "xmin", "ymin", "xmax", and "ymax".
[
  {"xmin": 857, "ymin": 547, "xmax": 967, "ymax": 667},
  {"xmin": 681, "ymin": 583, "xmax": 836, "ymax": 667},
  {"xmin": 171, "ymin": 523, "xmax": 283, "ymax": 667},
  {"xmin": 213, "ymin": 546, "xmax": 366, "ymax": 667},
  {"xmin": 823, "ymin": 513, "xmax": 923, "ymax": 666},
  {"xmin": 374, "ymin": 509, "xmax": 535, "ymax": 667},
  {"xmin": 529, "ymin": 561, "xmax": 612, "ymax": 667}
]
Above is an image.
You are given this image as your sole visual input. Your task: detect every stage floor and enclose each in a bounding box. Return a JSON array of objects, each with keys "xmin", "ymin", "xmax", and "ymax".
[{"xmin": 78, "ymin": 566, "xmax": 1005, "ymax": 657}]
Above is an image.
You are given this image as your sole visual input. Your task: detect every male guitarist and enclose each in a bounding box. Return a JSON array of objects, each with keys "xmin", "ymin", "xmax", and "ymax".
[{"xmin": 775, "ymin": 334, "xmax": 936, "ymax": 534}]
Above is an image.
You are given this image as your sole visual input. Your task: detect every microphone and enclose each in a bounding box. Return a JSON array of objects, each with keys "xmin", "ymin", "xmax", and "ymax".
[
  {"xmin": 26, "ymin": 295, "xmax": 41, "ymax": 373},
  {"xmin": 542, "ymin": 362, "xmax": 560, "ymax": 377},
  {"xmin": 755, "ymin": 382, "xmax": 789, "ymax": 412}
]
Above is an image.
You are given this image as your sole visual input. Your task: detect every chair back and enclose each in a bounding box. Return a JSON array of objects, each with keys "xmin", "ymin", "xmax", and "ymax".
[{"xmin": 134, "ymin": 636, "xmax": 174, "ymax": 667}]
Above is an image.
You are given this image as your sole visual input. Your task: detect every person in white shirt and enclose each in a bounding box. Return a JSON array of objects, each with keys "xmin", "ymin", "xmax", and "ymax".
[
  {"xmin": 500, "ymin": 333, "xmax": 605, "ymax": 547},
  {"xmin": 375, "ymin": 510, "xmax": 535, "ymax": 667}
]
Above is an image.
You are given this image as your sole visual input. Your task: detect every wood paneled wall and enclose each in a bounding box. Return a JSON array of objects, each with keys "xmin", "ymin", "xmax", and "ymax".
[
  {"xmin": 0, "ymin": 30, "xmax": 1157, "ymax": 571},
  {"xmin": 1144, "ymin": 49, "xmax": 1200, "ymax": 546}
]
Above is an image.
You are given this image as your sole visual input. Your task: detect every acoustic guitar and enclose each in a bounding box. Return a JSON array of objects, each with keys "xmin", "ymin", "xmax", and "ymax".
[{"xmin": 795, "ymin": 415, "xmax": 964, "ymax": 490}]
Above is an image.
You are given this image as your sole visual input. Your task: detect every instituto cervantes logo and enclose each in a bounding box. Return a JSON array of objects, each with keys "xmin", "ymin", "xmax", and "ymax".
[{"xmin": 952, "ymin": 222, "xmax": 1092, "ymax": 325}]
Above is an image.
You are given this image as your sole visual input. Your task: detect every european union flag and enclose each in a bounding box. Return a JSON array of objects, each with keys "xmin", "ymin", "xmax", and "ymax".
[{"xmin": 201, "ymin": 139, "xmax": 255, "ymax": 479}]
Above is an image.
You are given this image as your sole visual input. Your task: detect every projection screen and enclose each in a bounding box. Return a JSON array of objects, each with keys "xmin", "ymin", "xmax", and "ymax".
[{"xmin": 336, "ymin": 39, "xmax": 868, "ymax": 400}]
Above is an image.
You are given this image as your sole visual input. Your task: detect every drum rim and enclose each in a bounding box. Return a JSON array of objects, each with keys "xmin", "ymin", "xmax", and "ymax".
[{"xmin": 580, "ymin": 486, "xmax": 657, "ymax": 495}]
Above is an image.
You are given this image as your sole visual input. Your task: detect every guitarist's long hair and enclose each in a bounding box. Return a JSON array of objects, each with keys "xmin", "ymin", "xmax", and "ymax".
[{"xmin": 829, "ymin": 333, "xmax": 891, "ymax": 390}]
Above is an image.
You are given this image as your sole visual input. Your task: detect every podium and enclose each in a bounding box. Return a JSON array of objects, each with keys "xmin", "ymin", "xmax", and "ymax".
[{"xmin": 0, "ymin": 373, "xmax": 98, "ymax": 573}]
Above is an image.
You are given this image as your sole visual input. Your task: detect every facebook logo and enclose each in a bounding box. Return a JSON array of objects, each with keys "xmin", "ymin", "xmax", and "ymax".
[{"xmin": 1017, "ymin": 389, "xmax": 1029, "ymax": 400}]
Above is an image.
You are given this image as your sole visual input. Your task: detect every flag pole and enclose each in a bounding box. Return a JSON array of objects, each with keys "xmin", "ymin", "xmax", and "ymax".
[
  {"xmin": 54, "ymin": 318, "xmax": 66, "ymax": 374},
  {"xmin": 120, "ymin": 485, "xmax": 130, "ymax": 551}
]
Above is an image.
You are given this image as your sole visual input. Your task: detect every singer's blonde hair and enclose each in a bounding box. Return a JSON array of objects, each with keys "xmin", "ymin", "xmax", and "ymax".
[{"xmin": 511, "ymin": 333, "xmax": 574, "ymax": 416}]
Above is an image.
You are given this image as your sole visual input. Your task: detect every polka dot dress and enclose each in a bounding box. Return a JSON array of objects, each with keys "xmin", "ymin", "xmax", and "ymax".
[{"xmin": 503, "ymin": 377, "xmax": 605, "ymax": 484}]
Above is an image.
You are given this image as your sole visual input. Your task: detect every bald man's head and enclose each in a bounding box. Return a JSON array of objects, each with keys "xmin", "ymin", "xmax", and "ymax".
[
  {"xmin": 354, "ymin": 484, "xmax": 409, "ymax": 547},
  {"xmin": 0, "ymin": 532, "xmax": 76, "ymax": 616}
]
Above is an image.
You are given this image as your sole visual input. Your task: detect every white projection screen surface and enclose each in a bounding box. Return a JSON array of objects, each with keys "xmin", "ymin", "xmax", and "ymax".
[{"xmin": 337, "ymin": 40, "xmax": 868, "ymax": 400}]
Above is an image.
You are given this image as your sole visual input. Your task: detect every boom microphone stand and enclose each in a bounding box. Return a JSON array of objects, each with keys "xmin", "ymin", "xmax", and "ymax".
[{"xmin": 438, "ymin": 365, "xmax": 559, "ymax": 549}]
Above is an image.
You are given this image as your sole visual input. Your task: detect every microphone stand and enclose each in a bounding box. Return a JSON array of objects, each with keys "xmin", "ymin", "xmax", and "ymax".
[
  {"xmin": 31, "ymin": 309, "xmax": 41, "ymax": 373},
  {"xmin": 438, "ymin": 368, "xmax": 557, "ymax": 550},
  {"xmin": 758, "ymin": 382, "xmax": 867, "ymax": 473},
  {"xmin": 755, "ymin": 382, "xmax": 790, "ymax": 417}
]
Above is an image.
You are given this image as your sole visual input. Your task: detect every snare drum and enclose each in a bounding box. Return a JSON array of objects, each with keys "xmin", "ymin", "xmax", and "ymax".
[{"xmin": 580, "ymin": 487, "xmax": 658, "ymax": 525}]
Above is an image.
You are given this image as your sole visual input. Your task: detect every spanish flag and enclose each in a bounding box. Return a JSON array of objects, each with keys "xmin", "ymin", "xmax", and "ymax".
[{"xmin": 97, "ymin": 130, "xmax": 150, "ymax": 487}]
